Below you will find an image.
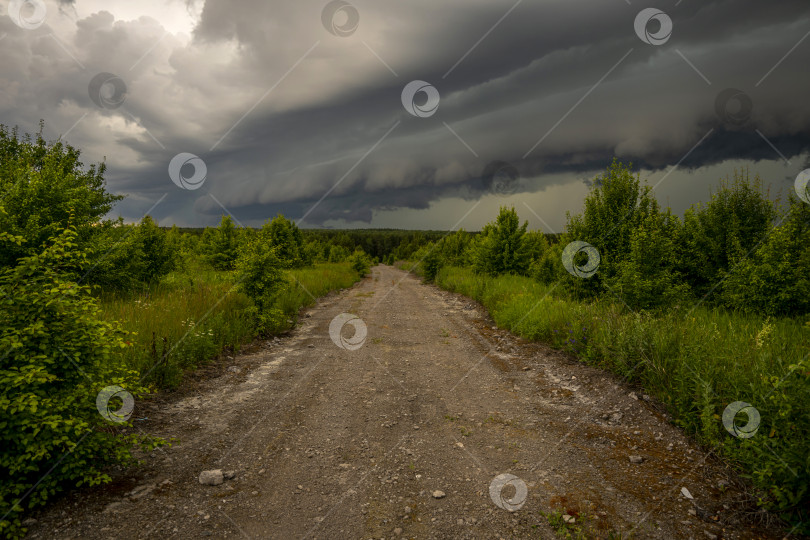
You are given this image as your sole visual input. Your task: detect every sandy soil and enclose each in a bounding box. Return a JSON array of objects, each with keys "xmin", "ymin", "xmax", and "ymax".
[{"xmin": 25, "ymin": 265, "xmax": 780, "ymax": 539}]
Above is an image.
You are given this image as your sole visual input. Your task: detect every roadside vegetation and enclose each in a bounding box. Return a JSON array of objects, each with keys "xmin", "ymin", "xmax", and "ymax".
[
  {"xmin": 0, "ymin": 126, "xmax": 366, "ymax": 537},
  {"xmin": 405, "ymin": 160, "xmax": 810, "ymax": 532}
]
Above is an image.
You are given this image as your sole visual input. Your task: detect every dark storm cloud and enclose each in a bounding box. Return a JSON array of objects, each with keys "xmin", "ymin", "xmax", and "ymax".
[{"xmin": 1, "ymin": 0, "xmax": 809, "ymax": 226}]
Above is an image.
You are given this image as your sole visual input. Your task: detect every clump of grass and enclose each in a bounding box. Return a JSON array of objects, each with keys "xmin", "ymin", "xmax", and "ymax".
[
  {"xmin": 436, "ymin": 266, "xmax": 809, "ymax": 531},
  {"xmin": 100, "ymin": 260, "xmax": 359, "ymax": 388}
]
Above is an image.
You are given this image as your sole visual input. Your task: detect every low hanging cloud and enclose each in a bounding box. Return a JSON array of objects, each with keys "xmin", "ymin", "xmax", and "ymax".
[{"xmin": 1, "ymin": 0, "xmax": 808, "ymax": 227}]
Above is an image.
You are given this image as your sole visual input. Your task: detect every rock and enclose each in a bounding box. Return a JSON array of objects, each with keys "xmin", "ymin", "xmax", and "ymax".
[
  {"xmin": 394, "ymin": 527, "xmax": 403, "ymax": 536},
  {"xmin": 628, "ymin": 392, "xmax": 638, "ymax": 400},
  {"xmin": 432, "ymin": 490, "xmax": 446, "ymax": 499},
  {"xmin": 666, "ymin": 443, "xmax": 674, "ymax": 451},
  {"xmin": 629, "ymin": 455, "xmax": 644, "ymax": 464},
  {"xmin": 404, "ymin": 506, "xmax": 412, "ymax": 514},
  {"xmin": 199, "ymin": 470, "xmax": 224, "ymax": 486},
  {"xmin": 457, "ymin": 518, "xmax": 464, "ymax": 525},
  {"xmin": 704, "ymin": 531, "xmax": 718, "ymax": 540},
  {"xmin": 681, "ymin": 487, "xmax": 694, "ymax": 499},
  {"xmin": 562, "ymin": 514, "xmax": 575, "ymax": 524},
  {"xmin": 227, "ymin": 366, "xmax": 241, "ymax": 373},
  {"xmin": 305, "ymin": 313, "xmax": 312, "ymax": 318},
  {"xmin": 223, "ymin": 470, "xmax": 236, "ymax": 480},
  {"xmin": 307, "ymin": 344, "xmax": 315, "ymax": 348},
  {"xmin": 608, "ymin": 412, "xmax": 623, "ymax": 424}
]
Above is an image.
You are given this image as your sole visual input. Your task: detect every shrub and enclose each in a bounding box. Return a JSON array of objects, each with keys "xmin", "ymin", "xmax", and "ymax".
[
  {"xmin": 676, "ymin": 170, "xmax": 777, "ymax": 302},
  {"xmin": 722, "ymin": 195, "xmax": 810, "ymax": 316},
  {"xmin": 420, "ymin": 242, "xmax": 443, "ymax": 282},
  {"xmin": 565, "ymin": 159, "xmax": 658, "ymax": 297},
  {"xmin": 328, "ymin": 244, "xmax": 350, "ymax": 263},
  {"xmin": 202, "ymin": 215, "xmax": 241, "ymax": 271},
  {"xmin": 266, "ymin": 214, "xmax": 307, "ymax": 268},
  {"xmin": 132, "ymin": 216, "xmax": 176, "ymax": 283},
  {"xmin": 0, "ymin": 227, "xmax": 161, "ymax": 538},
  {"xmin": 348, "ymin": 249, "xmax": 372, "ymax": 276},
  {"xmin": 606, "ymin": 208, "xmax": 689, "ymax": 310},
  {"xmin": 529, "ymin": 240, "xmax": 564, "ymax": 285},
  {"xmin": 81, "ymin": 219, "xmax": 146, "ymax": 292},
  {"xmin": 236, "ymin": 235, "xmax": 287, "ymax": 334},
  {"xmin": 0, "ymin": 123, "xmax": 121, "ymax": 270},
  {"xmin": 473, "ymin": 206, "xmax": 530, "ymax": 276}
]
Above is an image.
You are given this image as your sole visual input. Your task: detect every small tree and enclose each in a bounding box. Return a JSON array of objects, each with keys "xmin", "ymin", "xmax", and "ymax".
[
  {"xmin": 237, "ymin": 225, "xmax": 287, "ymax": 333},
  {"xmin": 266, "ymin": 214, "xmax": 306, "ymax": 268},
  {"xmin": 565, "ymin": 160, "xmax": 658, "ymax": 296},
  {"xmin": 205, "ymin": 215, "xmax": 240, "ymax": 271},
  {"xmin": 132, "ymin": 216, "xmax": 176, "ymax": 282},
  {"xmin": 473, "ymin": 206, "xmax": 530, "ymax": 276}
]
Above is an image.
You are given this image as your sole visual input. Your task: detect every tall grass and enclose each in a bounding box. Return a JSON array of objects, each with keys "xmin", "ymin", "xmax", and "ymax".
[
  {"xmin": 435, "ymin": 266, "xmax": 809, "ymax": 530},
  {"xmin": 100, "ymin": 261, "xmax": 359, "ymax": 389}
]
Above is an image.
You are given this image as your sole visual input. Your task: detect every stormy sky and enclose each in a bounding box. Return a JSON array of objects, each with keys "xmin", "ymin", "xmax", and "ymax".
[{"xmin": 1, "ymin": 0, "xmax": 809, "ymax": 230}]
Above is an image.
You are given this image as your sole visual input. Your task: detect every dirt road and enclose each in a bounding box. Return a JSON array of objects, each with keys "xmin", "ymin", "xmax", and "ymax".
[{"xmin": 28, "ymin": 265, "xmax": 776, "ymax": 539}]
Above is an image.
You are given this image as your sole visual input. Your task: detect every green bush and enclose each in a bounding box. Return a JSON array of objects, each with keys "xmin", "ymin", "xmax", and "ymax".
[
  {"xmin": 419, "ymin": 243, "xmax": 443, "ymax": 282},
  {"xmin": 565, "ymin": 159, "xmax": 659, "ymax": 297},
  {"xmin": 473, "ymin": 206, "xmax": 530, "ymax": 276},
  {"xmin": 236, "ymin": 234, "xmax": 287, "ymax": 334},
  {"xmin": 201, "ymin": 215, "xmax": 241, "ymax": 271},
  {"xmin": 722, "ymin": 195, "xmax": 810, "ymax": 316},
  {"xmin": 328, "ymin": 244, "xmax": 350, "ymax": 263},
  {"xmin": 529, "ymin": 240, "xmax": 564, "ymax": 285},
  {"xmin": 348, "ymin": 249, "xmax": 372, "ymax": 276},
  {"xmin": 266, "ymin": 214, "xmax": 307, "ymax": 268},
  {"xmin": 0, "ymin": 123, "xmax": 121, "ymax": 270},
  {"xmin": 606, "ymin": 208, "xmax": 689, "ymax": 310},
  {"xmin": 676, "ymin": 170, "xmax": 777, "ymax": 303},
  {"xmin": 0, "ymin": 227, "xmax": 162, "ymax": 538}
]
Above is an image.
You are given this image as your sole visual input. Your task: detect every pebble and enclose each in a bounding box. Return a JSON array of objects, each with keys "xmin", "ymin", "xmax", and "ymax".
[
  {"xmin": 681, "ymin": 487, "xmax": 694, "ymax": 500},
  {"xmin": 562, "ymin": 514, "xmax": 575, "ymax": 524},
  {"xmin": 629, "ymin": 455, "xmax": 644, "ymax": 464},
  {"xmin": 432, "ymin": 490, "xmax": 446, "ymax": 499},
  {"xmin": 198, "ymin": 470, "xmax": 224, "ymax": 486},
  {"xmin": 704, "ymin": 532, "xmax": 718, "ymax": 540},
  {"xmin": 394, "ymin": 527, "xmax": 403, "ymax": 536}
]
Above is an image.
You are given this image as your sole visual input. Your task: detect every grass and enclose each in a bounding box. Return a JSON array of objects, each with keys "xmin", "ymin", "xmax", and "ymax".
[
  {"xmin": 434, "ymin": 265, "xmax": 810, "ymax": 532},
  {"xmin": 100, "ymin": 259, "xmax": 360, "ymax": 389}
]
